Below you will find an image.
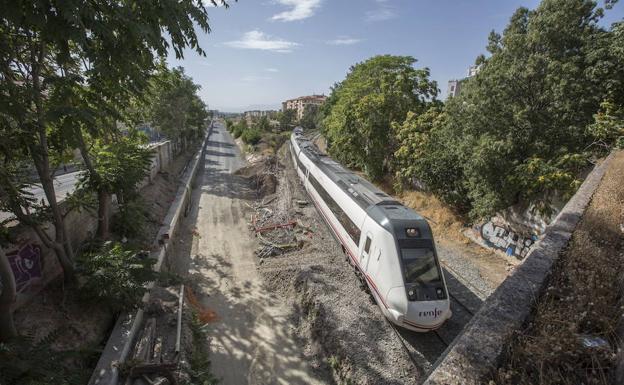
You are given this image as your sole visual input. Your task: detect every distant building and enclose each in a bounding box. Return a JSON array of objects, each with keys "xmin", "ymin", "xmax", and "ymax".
[
  {"xmin": 447, "ymin": 64, "xmax": 483, "ymax": 99},
  {"xmin": 447, "ymin": 80, "xmax": 462, "ymax": 98},
  {"xmin": 467, "ymin": 64, "xmax": 482, "ymax": 78},
  {"xmin": 244, "ymin": 110, "xmax": 276, "ymax": 119},
  {"xmin": 282, "ymin": 94, "xmax": 327, "ymax": 120}
]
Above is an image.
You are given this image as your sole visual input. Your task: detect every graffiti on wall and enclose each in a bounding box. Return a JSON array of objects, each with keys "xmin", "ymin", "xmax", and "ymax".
[
  {"xmin": 7, "ymin": 243, "xmax": 43, "ymax": 293},
  {"xmin": 478, "ymin": 221, "xmax": 537, "ymax": 259}
]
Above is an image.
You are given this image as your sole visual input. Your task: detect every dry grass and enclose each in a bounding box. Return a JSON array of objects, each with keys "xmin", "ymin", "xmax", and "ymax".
[
  {"xmin": 494, "ymin": 151, "xmax": 624, "ymax": 385},
  {"xmin": 399, "ymin": 190, "xmax": 469, "ymax": 245},
  {"xmin": 372, "ymin": 178, "xmax": 515, "ymax": 287}
]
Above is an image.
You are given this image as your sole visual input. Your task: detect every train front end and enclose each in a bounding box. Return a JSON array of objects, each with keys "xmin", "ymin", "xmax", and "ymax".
[{"xmin": 385, "ymin": 220, "xmax": 452, "ymax": 332}]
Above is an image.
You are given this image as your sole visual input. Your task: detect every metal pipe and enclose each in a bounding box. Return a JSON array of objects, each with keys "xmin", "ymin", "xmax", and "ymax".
[{"xmin": 175, "ymin": 284, "xmax": 184, "ymax": 354}]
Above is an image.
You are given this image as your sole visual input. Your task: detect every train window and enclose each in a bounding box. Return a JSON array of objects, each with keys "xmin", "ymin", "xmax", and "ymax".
[
  {"xmin": 308, "ymin": 173, "xmax": 361, "ymax": 243},
  {"xmin": 296, "ymin": 156, "xmax": 307, "ymax": 174},
  {"xmin": 364, "ymin": 237, "xmax": 372, "ymax": 254},
  {"xmin": 400, "ymin": 248, "xmax": 442, "ymax": 287}
]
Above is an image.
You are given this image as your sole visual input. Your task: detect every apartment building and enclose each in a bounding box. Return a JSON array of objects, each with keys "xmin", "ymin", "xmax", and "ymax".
[{"xmin": 282, "ymin": 94, "xmax": 327, "ymax": 120}]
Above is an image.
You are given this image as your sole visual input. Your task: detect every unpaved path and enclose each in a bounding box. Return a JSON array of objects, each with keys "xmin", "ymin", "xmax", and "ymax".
[{"xmin": 188, "ymin": 123, "xmax": 325, "ymax": 385}]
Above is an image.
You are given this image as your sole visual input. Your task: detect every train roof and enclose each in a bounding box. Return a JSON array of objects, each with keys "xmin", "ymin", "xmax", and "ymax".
[{"xmin": 292, "ymin": 129, "xmax": 431, "ymax": 235}]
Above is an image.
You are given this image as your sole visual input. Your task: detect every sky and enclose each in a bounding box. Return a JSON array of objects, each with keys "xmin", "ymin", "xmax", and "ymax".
[{"xmin": 167, "ymin": 0, "xmax": 624, "ymax": 113}]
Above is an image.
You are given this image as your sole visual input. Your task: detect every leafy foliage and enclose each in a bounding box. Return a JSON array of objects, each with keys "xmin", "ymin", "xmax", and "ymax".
[
  {"xmin": 278, "ymin": 109, "xmax": 297, "ymax": 131},
  {"xmin": 77, "ymin": 243, "xmax": 158, "ymax": 312},
  {"xmin": 231, "ymin": 118, "xmax": 247, "ymax": 139},
  {"xmin": 322, "ymin": 55, "xmax": 438, "ymax": 180},
  {"xmin": 392, "ymin": 0, "xmax": 624, "ymax": 219},
  {"xmin": 240, "ymin": 127, "xmax": 262, "ymax": 145},
  {"xmin": 0, "ymin": 330, "xmax": 97, "ymax": 385},
  {"xmin": 149, "ymin": 66, "xmax": 209, "ymax": 145},
  {"xmin": 299, "ymin": 104, "xmax": 320, "ymax": 130},
  {"xmin": 111, "ymin": 197, "xmax": 150, "ymax": 240},
  {"xmin": 257, "ymin": 115, "xmax": 271, "ymax": 132},
  {"xmin": 0, "ymin": 0, "xmax": 226, "ymax": 278},
  {"xmin": 79, "ymin": 130, "xmax": 152, "ymax": 201},
  {"xmin": 187, "ymin": 310, "xmax": 219, "ymax": 385}
]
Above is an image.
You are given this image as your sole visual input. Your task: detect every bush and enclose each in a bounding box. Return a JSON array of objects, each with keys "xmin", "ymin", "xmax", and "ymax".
[
  {"xmin": 111, "ymin": 198, "xmax": 149, "ymax": 239},
  {"xmin": 77, "ymin": 243, "xmax": 158, "ymax": 312},
  {"xmin": 241, "ymin": 128, "xmax": 262, "ymax": 145},
  {"xmin": 0, "ymin": 330, "xmax": 97, "ymax": 385}
]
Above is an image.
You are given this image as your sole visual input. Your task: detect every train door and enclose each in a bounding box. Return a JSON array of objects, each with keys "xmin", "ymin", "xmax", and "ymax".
[{"xmin": 359, "ymin": 232, "xmax": 374, "ymax": 273}]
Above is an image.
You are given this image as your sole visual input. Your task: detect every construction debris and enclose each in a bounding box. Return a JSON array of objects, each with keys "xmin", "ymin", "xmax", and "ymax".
[{"xmin": 185, "ymin": 286, "xmax": 218, "ymax": 323}]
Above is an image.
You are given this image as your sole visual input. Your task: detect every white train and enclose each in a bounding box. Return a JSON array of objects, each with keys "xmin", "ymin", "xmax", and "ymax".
[{"xmin": 290, "ymin": 129, "xmax": 451, "ymax": 331}]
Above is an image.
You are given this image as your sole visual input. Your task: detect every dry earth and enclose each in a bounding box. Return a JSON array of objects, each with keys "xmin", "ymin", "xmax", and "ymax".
[{"xmin": 494, "ymin": 150, "xmax": 624, "ymax": 385}]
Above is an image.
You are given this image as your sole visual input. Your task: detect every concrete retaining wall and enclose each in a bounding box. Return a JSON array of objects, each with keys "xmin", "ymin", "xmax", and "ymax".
[
  {"xmin": 7, "ymin": 201, "xmax": 99, "ymax": 309},
  {"xmin": 423, "ymin": 153, "xmax": 615, "ymax": 385},
  {"xmin": 88, "ymin": 128, "xmax": 210, "ymax": 385}
]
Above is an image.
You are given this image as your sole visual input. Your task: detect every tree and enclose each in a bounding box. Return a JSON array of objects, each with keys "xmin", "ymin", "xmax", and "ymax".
[
  {"xmin": 78, "ymin": 131, "xmax": 153, "ymax": 239},
  {"xmin": 397, "ymin": 0, "xmax": 623, "ymax": 219},
  {"xmin": 150, "ymin": 66, "xmax": 209, "ymax": 148},
  {"xmin": 0, "ymin": 0, "xmax": 226, "ymax": 280},
  {"xmin": 322, "ymin": 55, "xmax": 438, "ymax": 180},
  {"xmin": 300, "ymin": 104, "xmax": 319, "ymax": 130},
  {"xmin": 0, "ymin": 246, "xmax": 17, "ymax": 342},
  {"xmin": 278, "ymin": 109, "xmax": 296, "ymax": 131},
  {"xmin": 257, "ymin": 115, "xmax": 271, "ymax": 131}
]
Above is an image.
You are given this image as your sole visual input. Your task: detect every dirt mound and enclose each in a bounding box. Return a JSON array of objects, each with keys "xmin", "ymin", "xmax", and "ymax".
[{"xmin": 234, "ymin": 156, "xmax": 280, "ymax": 197}]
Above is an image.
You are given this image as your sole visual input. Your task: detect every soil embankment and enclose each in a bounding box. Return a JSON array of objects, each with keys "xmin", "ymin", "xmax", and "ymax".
[{"xmin": 495, "ymin": 150, "xmax": 624, "ymax": 385}]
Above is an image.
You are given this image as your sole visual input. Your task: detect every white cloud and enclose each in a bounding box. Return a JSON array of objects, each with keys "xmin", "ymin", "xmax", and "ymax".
[
  {"xmin": 271, "ymin": 0, "xmax": 322, "ymax": 22},
  {"xmin": 327, "ymin": 36, "xmax": 362, "ymax": 46},
  {"xmin": 241, "ymin": 75, "xmax": 272, "ymax": 82},
  {"xmin": 224, "ymin": 30, "xmax": 300, "ymax": 53},
  {"xmin": 265, "ymin": 68, "xmax": 279, "ymax": 72},
  {"xmin": 366, "ymin": 0, "xmax": 397, "ymax": 22}
]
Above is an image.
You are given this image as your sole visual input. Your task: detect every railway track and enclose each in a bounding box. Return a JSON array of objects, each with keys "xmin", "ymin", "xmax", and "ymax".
[
  {"xmin": 448, "ymin": 291, "xmax": 476, "ymax": 317},
  {"xmin": 386, "ymin": 277, "xmax": 480, "ymax": 376}
]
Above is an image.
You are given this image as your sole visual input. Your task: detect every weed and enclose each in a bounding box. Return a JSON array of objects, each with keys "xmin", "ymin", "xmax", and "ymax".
[
  {"xmin": 112, "ymin": 197, "xmax": 150, "ymax": 239},
  {"xmin": 0, "ymin": 329, "xmax": 98, "ymax": 385},
  {"xmin": 77, "ymin": 242, "xmax": 158, "ymax": 312},
  {"xmin": 187, "ymin": 310, "xmax": 219, "ymax": 385}
]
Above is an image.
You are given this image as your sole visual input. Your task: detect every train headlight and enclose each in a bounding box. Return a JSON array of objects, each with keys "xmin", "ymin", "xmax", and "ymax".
[
  {"xmin": 405, "ymin": 228, "xmax": 420, "ymax": 237},
  {"xmin": 436, "ymin": 288, "xmax": 445, "ymax": 299}
]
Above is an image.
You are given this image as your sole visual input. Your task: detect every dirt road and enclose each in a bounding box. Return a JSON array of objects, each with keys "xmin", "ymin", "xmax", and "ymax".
[{"xmin": 187, "ymin": 123, "xmax": 325, "ymax": 385}]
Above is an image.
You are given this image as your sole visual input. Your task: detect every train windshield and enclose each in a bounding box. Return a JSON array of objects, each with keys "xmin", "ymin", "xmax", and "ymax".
[{"xmin": 400, "ymin": 248, "xmax": 442, "ymax": 286}]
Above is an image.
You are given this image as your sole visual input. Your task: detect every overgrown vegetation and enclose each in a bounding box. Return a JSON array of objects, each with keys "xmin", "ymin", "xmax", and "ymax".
[
  {"xmin": 187, "ymin": 310, "xmax": 219, "ymax": 385},
  {"xmin": 0, "ymin": 330, "xmax": 98, "ymax": 385},
  {"xmin": 226, "ymin": 114, "xmax": 290, "ymax": 153},
  {"xmin": 77, "ymin": 243, "xmax": 158, "ymax": 313},
  {"xmin": 319, "ymin": 0, "xmax": 624, "ymax": 221},
  {"xmin": 111, "ymin": 197, "xmax": 151, "ymax": 240},
  {"xmin": 0, "ymin": 0, "xmax": 224, "ymax": 341},
  {"xmin": 493, "ymin": 151, "xmax": 624, "ymax": 385},
  {"xmin": 321, "ymin": 55, "xmax": 438, "ymax": 180},
  {"xmin": 146, "ymin": 65, "xmax": 210, "ymax": 148}
]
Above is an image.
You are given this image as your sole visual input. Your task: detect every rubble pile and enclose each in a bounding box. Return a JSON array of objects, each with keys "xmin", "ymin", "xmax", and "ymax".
[
  {"xmin": 250, "ymin": 196, "xmax": 304, "ymax": 258},
  {"xmin": 248, "ymin": 156, "xmax": 316, "ymax": 259},
  {"xmin": 235, "ymin": 155, "xmax": 280, "ymax": 196}
]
